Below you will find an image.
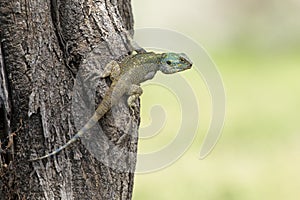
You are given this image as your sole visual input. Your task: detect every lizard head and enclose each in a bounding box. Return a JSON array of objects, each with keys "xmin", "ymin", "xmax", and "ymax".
[{"xmin": 159, "ymin": 53, "xmax": 193, "ymax": 74}]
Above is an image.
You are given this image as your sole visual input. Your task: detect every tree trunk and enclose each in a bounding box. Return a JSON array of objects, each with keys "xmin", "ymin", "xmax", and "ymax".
[{"xmin": 0, "ymin": 0, "xmax": 138, "ymax": 199}]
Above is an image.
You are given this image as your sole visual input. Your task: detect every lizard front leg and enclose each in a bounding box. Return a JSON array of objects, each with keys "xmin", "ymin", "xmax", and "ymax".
[
  {"xmin": 127, "ymin": 84, "xmax": 143, "ymax": 111},
  {"xmin": 100, "ymin": 60, "xmax": 121, "ymax": 81}
]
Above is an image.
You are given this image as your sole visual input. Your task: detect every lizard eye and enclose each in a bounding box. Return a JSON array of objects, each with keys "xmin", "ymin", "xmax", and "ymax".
[
  {"xmin": 166, "ymin": 60, "xmax": 172, "ymax": 65},
  {"xmin": 180, "ymin": 57, "xmax": 185, "ymax": 62}
]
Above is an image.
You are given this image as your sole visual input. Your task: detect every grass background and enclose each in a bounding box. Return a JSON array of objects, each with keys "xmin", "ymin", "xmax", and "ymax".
[{"xmin": 131, "ymin": 0, "xmax": 300, "ymax": 199}]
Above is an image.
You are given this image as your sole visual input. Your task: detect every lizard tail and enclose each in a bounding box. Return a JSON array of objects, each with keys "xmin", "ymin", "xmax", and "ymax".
[
  {"xmin": 30, "ymin": 83, "xmax": 117, "ymax": 161},
  {"xmin": 29, "ymin": 113, "xmax": 100, "ymax": 161}
]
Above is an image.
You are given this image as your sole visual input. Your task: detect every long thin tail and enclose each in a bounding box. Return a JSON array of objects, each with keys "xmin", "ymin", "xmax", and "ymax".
[
  {"xmin": 29, "ymin": 83, "xmax": 120, "ymax": 161},
  {"xmin": 29, "ymin": 113, "xmax": 100, "ymax": 161}
]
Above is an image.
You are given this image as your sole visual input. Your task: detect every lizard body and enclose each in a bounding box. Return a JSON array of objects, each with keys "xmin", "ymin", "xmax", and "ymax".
[{"xmin": 30, "ymin": 52, "xmax": 192, "ymax": 161}]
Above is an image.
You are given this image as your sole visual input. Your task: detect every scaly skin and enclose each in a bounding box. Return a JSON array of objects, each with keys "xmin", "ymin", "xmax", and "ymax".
[{"xmin": 30, "ymin": 52, "xmax": 192, "ymax": 161}]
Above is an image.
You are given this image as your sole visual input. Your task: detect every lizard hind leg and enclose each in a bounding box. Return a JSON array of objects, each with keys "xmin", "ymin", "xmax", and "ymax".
[
  {"xmin": 100, "ymin": 60, "xmax": 121, "ymax": 81},
  {"xmin": 127, "ymin": 84, "xmax": 143, "ymax": 112}
]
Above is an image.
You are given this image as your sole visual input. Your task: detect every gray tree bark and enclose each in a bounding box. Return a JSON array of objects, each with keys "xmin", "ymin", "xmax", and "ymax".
[{"xmin": 0, "ymin": 0, "xmax": 138, "ymax": 199}]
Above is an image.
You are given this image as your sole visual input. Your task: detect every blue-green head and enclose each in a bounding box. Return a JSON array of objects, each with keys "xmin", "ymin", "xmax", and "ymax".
[{"xmin": 159, "ymin": 53, "xmax": 193, "ymax": 74}]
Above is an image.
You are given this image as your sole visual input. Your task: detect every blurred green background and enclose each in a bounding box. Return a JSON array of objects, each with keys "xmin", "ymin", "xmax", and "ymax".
[{"xmin": 131, "ymin": 0, "xmax": 300, "ymax": 199}]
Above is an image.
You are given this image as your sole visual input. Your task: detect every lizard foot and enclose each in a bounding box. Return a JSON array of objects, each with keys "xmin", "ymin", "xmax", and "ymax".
[
  {"xmin": 100, "ymin": 60, "xmax": 120, "ymax": 81},
  {"xmin": 127, "ymin": 84, "xmax": 143, "ymax": 114}
]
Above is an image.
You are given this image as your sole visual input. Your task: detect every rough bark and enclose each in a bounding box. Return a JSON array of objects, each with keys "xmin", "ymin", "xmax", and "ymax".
[{"xmin": 0, "ymin": 0, "xmax": 138, "ymax": 199}]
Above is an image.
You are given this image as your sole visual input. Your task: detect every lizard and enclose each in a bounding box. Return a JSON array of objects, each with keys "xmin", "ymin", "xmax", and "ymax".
[{"xmin": 29, "ymin": 51, "xmax": 192, "ymax": 161}]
